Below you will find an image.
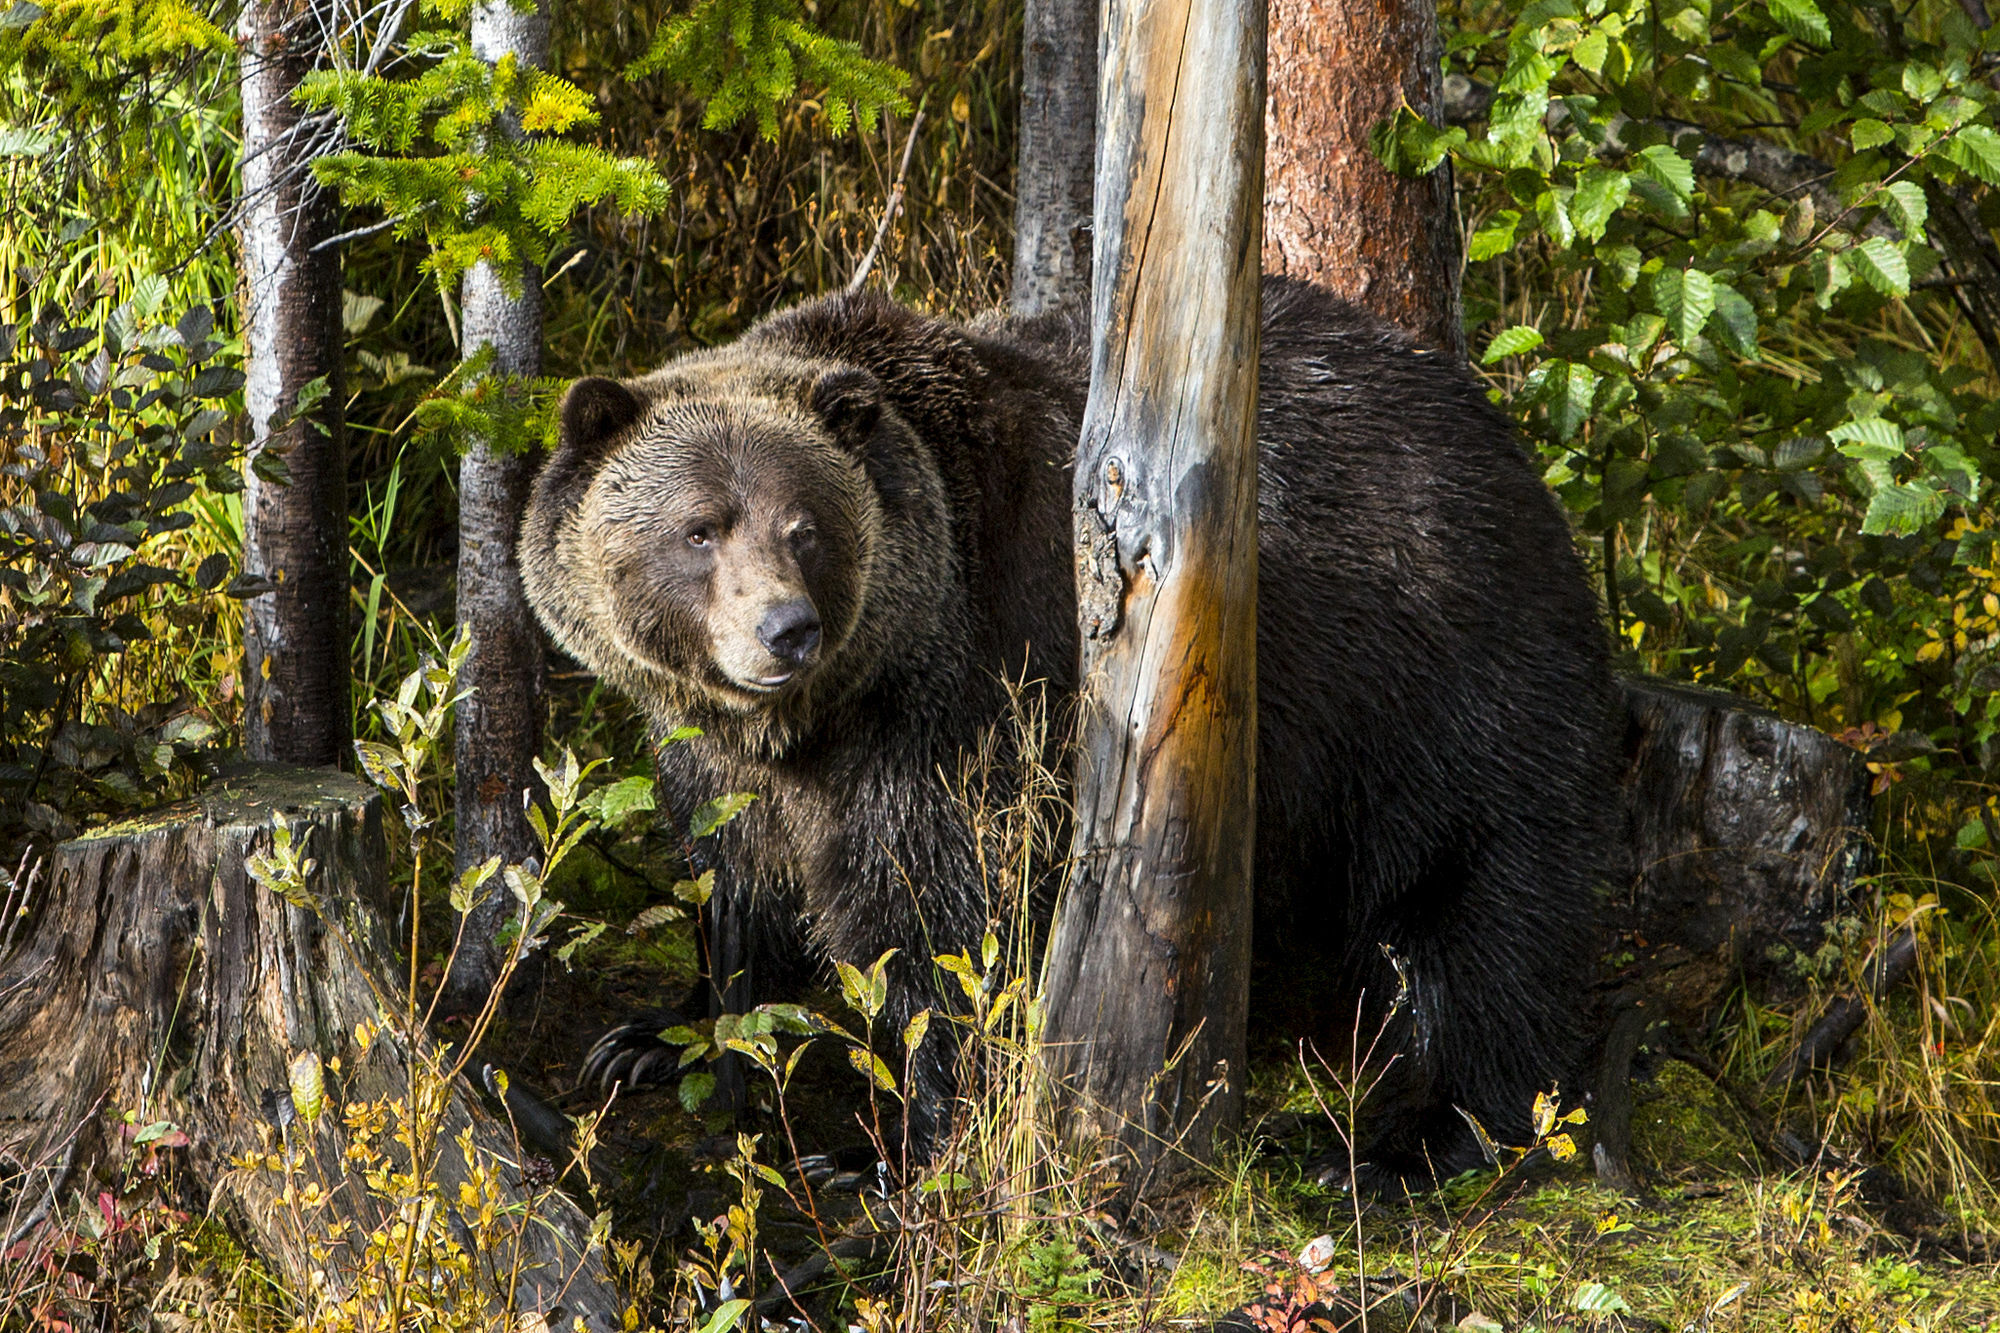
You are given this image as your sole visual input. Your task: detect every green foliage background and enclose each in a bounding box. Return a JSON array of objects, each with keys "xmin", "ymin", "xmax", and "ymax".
[{"xmin": 1390, "ymin": 0, "xmax": 2000, "ymax": 861}]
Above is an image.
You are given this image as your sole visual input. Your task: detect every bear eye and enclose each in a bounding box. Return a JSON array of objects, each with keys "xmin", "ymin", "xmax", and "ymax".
[
  {"xmin": 789, "ymin": 524, "xmax": 819, "ymax": 552},
  {"xmin": 685, "ymin": 525, "xmax": 716, "ymax": 548}
]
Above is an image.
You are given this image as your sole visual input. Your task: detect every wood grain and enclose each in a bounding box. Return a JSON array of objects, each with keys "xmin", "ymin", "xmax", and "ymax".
[{"xmin": 1041, "ymin": 0, "xmax": 1264, "ymax": 1188}]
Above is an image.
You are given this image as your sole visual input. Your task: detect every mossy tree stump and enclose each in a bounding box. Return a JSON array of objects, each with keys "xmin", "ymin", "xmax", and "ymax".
[{"xmin": 0, "ymin": 765, "xmax": 619, "ymax": 1328}]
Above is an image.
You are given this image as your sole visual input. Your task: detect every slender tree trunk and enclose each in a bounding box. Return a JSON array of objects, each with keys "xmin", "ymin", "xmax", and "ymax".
[
  {"xmin": 1264, "ymin": 0, "xmax": 1464, "ymax": 359},
  {"xmin": 1011, "ymin": 0, "xmax": 1099, "ymax": 316},
  {"xmin": 446, "ymin": 0, "xmax": 550, "ymax": 1007},
  {"xmin": 1042, "ymin": 0, "xmax": 1264, "ymax": 1190},
  {"xmin": 238, "ymin": 0, "xmax": 350, "ymax": 765}
]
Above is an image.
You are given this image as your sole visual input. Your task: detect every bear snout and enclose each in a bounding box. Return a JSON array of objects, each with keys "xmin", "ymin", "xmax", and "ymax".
[{"xmin": 756, "ymin": 599, "xmax": 823, "ymax": 667}]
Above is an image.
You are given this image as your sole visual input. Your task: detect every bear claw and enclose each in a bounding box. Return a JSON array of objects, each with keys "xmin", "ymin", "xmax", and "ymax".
[{"xmin": 581, "ymin": 1015, "xmax": 686, "ymax": 1095}]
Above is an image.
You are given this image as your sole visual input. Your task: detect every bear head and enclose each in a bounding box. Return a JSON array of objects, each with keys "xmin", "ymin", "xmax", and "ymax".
[{"xmin": 520, "ymin": 347, "xmax": 942, "ymax": 747}]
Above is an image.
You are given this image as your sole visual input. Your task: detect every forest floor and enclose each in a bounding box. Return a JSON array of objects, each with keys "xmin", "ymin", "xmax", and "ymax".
[{"xmin": 424, "ymin": 910, "xmax": 2000, "ymax": 1333}]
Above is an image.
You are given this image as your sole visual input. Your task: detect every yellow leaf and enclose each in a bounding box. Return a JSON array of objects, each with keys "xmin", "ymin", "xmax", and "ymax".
[
  {"xmin": 1916, "ymin": 639, "xmax": 1945, "ymax": 663},
  {"xmin": 847, "ymin": 1046, "xmax": 898, "ymax": 1093}
]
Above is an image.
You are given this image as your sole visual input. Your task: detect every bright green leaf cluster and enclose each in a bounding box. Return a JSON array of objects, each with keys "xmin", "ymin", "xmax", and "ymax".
[
  {"xmin": 626, "ymin": 0, "xmax": 911, "ymax": 140},
  {"xmin": 1394, "ymin": 0, "xmax": 2000, "ymax": 752},
  {"xmin": 296, "ymin": 38, "xmax": 671, "ymax": 290},
  {"xmin": 0, "ymin": 0, "xmax": 231, "ymax": 115}
]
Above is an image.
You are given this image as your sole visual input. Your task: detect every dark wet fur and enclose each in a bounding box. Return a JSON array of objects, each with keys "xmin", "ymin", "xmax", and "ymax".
[{"xmin": 522, "ymin": 276, "xmax": 1619, "ymax": 1183}]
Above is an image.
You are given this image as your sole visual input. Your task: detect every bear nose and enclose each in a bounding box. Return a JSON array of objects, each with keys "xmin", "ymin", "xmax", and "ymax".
[{"xmin": 757, "ymin": 600, "xmax": 822, "ymax": 664}]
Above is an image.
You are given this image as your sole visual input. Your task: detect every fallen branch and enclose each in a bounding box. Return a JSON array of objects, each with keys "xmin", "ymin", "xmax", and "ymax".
[{"xmin": 1765, "ymin": 928, "xmax": 1922, "ymax": 1091}]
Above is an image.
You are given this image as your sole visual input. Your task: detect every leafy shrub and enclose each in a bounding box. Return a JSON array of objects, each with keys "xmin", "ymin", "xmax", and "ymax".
[
  {"xmin": 0, "ymin": 292, "xmax": 246, "ymax": 841},
  {"xmin": 1392, "ymin": 0, "xmax": 2000, "ymax": 792}
]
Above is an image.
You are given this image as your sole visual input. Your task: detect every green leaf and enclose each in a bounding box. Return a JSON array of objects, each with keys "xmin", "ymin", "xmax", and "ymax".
[
  {"xmin": 1572, "ymin": 1283, "xmax": 1632, "ymax": 1313},
  {"xmin": 581, "ymin": 774, "xmax": 656, "ymax": 829},
  {"xmin": 288, "ymin": 1051, "xmax": 326, "ymax": 1125},
  {"xmin": 450, "ymin": 855, "xmax": 500, "ymax": 914},
  {"xmin": 1710, "ymin": 281, "xmax": 1760, "ymax": 358},
  {"xmin": 1831, "ymin": 417, "xmax": 1906, "ymax": 458},
  {"xmin": 1468, "ymin": 209, "xmax": 1522, "ymax": 262},
  {"xmin": 1571, "ymin": 166, "xmax": 1631, "ymax": 241},
  {"xmin": 1851, "ymin": 118, "xmax": 1894, "ymax": 151},
  {"xmin": 1946, "ymin": 124, "xmax": 2000, "ymax": 186},
  {"xmin": 1635, "ymin": 144, "xmax": 1695, "ymax": 202},
  {"xmin": 689, "ymin": 791, "xmax": 758, "ymax": 838},
  {"xmin": 0, "ymin": 126, "xmax": 54, "ymax": 157},
  {"xmin": 1653, "ymin": 267, "xmax": 1716, "ymax": 344},
  {"xmin": 1862, "ymin": 481, "xmax": 1947, "ymax": 536},
  {"xmin": 1371, "ymin": 104, "xmax": 1465, "ymax": 176},
  {"xmin": 1572, "ymin": 28, "xmax": 1609, "ymax": 73},
  {"xmin": 1536, "ymin": 188, "xmax": 1575, "ymax": 248},
  {"xmin": 1814, "ymin": 251, "xmax": 1853, "ymax": 308},
  {"xmin": 1880, "ymin": 180, "xmax": 1928, "ymax": 237},
  {"xmin": 1547, "ymin": 361, "xmax": 1599, "ymax": 441},
  {"xmin": 672, "ymin": 869, "xmax": 717, "ymax": 905},
  {"xmin": 678, "ymin": 1071, "xmax": 716, "ymax": 1112},
  {"xmin": 1482, "ymin": 325, "xmax": 1545, "ymax": 364},
  {"xmin": 1765, "ymin": 0, "xmax": 1829, "ymax": 44},
  {"xmin": 693, "ymin": 1297, "xmax": 751, "ymax": 1333},
  {"xmin": 1848, "ymin": 237, "xmax": 1911, "ymax": 297}
]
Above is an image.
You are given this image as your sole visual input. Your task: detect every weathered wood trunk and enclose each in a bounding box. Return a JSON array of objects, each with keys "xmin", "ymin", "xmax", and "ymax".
[
  {"xmin": 238, "ymin": 0, "xmax": 351, "ymax": 765},
  {"xmin": 1041, "ymin": 0, "xmax": 1265, "ymax": 1187},
  {"xmin": 1616, "ymin": 678, "xmax": 1876, "ymax": 1024},
  {"xmin": 1011, "ymin": 0, "xmax": 1098, "ymax": 316},
  {"xmin": 448, "ymin": 0, "xmax": 552, "ymax": 1007},
  {"xmin": 0, "ymin": 768, "xmax": 619, "ymax": 1327},
  {"xmin": 1263, "ymin": 0, "xmax": 1464, "ymax": 359}
]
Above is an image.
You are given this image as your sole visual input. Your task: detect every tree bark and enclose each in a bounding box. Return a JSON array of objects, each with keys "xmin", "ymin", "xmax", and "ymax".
[
  {"xmin": 1041, "ymin": 0, "xmax": 1264, "ymax": 1190},
  {"xmin": 1264, "ymin": 0, "xmax": 1464, "ymax": 359},
  {"xmin": 237, "ymin": 0, "xmax": 351, "ymax": 766},
  {"xmin": 1011, "ymin": 0, "xmax": 1099, "ymax": 316},
  {"xmin": 0, "ymin": 767, "xmax": 620, "ymax": 1327},
  {"xmin": 448, "ymin": 0, "xmax": 551, "ymax": 1007}
]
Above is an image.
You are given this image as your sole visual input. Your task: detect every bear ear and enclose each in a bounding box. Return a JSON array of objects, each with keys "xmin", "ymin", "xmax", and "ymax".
[
  {"xmin": 559, "ymin": 376, "xmax": 644, "ymax": 458},
  {"xmin": 809, "ymin": 367, "xmax": 883, "ymax": 449}
]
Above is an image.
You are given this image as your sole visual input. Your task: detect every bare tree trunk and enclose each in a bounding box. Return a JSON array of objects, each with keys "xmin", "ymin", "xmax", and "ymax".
[
  {"xmin": 0, "ymin": 768, "xmax": 620, "ymax": 1325},
  {"xmin": 238, "ymin": 0, "xmax": 350, "ymax": 765},
  {"xmin": 1041, "ymin": 0, "xmax": 1264, "ymax": 1190},
  {"xmin": 1011, "ymin": 0, "xmax": 1098, "ymax": 316},
  {"xmin": 447, "ymin": 0, "xmax": 551, "ymax": 1007},
  {"xmin": 1264, "ymin": 0, "xmax": 1464, "ymax": 359}
]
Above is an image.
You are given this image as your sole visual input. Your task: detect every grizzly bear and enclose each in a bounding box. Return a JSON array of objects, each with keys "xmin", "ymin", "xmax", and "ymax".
[{"xmin": 519, "ymin": 277, "xmax": 1618, "ymax": 1184}]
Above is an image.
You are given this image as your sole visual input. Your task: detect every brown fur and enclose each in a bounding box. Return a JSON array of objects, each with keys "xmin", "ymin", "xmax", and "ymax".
[{"xmin": 520, "ymin": 279, "xmax": 1618, "ymax": 1180}]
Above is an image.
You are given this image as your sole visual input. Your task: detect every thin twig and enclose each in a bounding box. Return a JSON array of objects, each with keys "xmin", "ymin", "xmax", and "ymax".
[
  {"xmin": 848, "ymin": 110, "xmax": 926, "ymax": 296},
  {"xmin": 0, "ymin": 849, "xmax": 42, "ymax": 960},
  {"xmin": 311, "ymin": 216, "xmax": 398, "ymax": 253}
]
